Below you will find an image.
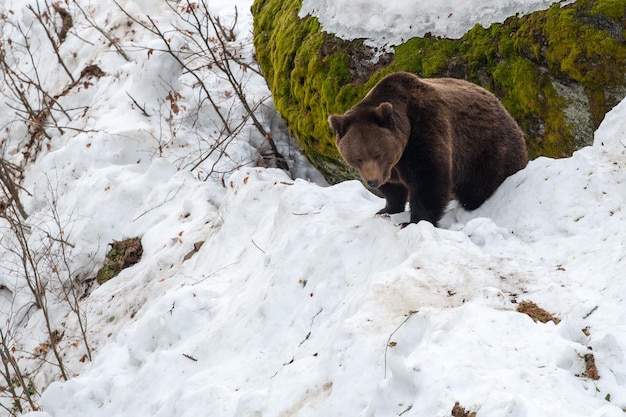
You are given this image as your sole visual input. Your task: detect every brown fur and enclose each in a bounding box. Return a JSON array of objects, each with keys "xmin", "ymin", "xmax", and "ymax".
[{"xmin": 328, "ymin": 72, "xmax": 528, "ymax": 226}]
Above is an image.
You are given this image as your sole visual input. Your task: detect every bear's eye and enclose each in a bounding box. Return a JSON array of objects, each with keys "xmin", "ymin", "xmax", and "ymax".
[
  {"xmin": 373, "ymin": 154, "xmax": 383, "ymax": 161},
  {"xmin": 355, "ymin": 158, "xmax": 363, "ymax": 167}
]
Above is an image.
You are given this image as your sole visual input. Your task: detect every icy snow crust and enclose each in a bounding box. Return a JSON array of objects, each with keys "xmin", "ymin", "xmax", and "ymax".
[
  {"xmin": 300, "ymin": 0, "xmax": 575, "ymax": 45},
  {"xmin": 0, "ymin": 0, "xmax": 624, "ymax": 416}
]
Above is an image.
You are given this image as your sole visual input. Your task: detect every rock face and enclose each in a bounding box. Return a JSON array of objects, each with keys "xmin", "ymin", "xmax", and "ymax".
[{"xmin": 252, "ymin": 0, "xmax": 626, "ymax": 184}]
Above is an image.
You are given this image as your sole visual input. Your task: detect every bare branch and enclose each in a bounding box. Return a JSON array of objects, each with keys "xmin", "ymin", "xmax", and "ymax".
[
  {"xmin": 27, "ymin": 1, "xmax": 75, "ymax": 83},
  {"xmin": 71, "ymin": 0, "xmax": 131, "ymax": 62}
]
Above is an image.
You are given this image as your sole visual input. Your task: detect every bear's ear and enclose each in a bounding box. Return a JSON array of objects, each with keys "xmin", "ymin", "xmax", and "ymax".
[
  {"xmin": 328, "ymin": 114, "xmax": 347, "ymax": 140},
  {"xmin": 375, "ymin": 102, "xmax": 394, "ymax": 129}
]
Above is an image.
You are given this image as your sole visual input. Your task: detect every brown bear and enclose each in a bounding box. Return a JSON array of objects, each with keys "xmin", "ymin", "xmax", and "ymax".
[{"xmin": 328, "ymin": 72, "xmax": 528, "ymax": 226}]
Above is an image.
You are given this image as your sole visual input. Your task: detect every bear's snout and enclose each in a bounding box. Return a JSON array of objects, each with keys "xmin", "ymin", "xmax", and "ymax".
[{"xmin": 360, "ymin": 160, "xmax": 387, "ymax": 189}]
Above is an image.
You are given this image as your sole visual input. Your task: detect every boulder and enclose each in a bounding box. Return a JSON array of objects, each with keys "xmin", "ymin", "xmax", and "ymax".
[{"xmin": 252, "ymin": 0, "xmax": 626, "ymax": 183}]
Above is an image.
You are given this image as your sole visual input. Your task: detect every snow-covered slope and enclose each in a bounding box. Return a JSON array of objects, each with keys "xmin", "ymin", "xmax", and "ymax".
[
  {"xmin": 34, "ymin": 100, "xmax": 626, "ymax": 417},
  {"xmin": 0, "ymin": 1, "xmax": 624, "ymax": 417}
]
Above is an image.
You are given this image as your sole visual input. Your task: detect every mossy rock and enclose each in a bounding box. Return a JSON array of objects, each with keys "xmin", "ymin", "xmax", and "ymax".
[{"xmin": 252, "ymin": 0, "xmax": 626, "ymax": 184}]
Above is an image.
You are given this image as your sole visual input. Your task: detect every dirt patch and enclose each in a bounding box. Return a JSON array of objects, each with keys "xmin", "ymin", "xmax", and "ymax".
[
  {"xmin": 583, "ymin": 352, "xmax": 600, "ymax": 380},
  {"xmin": 97, "ymin": 237, "xmax": 143, "ymax": 284},
  {"xmin": 80, "ymin": 64, "xmax": 106, "ymax": 79},
  {"xmin": 516, "ymin": 300, "xmax": 561, "ymax": 324},
  {"xmin": 451, "ymin": 402, "xmax": 476, "ymax": 417}
]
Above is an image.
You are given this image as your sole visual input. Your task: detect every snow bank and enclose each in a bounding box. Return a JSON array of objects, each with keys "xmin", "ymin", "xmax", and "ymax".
[
  {"xmin": 594, "ymin": 98, "xmax": 626, "ymax": 154},
  {"xmin": 300, "ymin": 0, "xmax": 574, "ymax": 46},
  {"xmin": 30, "ymin": 98, "xmax": 626, "ymax": 416}
]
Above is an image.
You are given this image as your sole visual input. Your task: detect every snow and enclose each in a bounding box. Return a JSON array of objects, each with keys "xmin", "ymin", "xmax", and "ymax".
[
  {"xmin": 300, "ymin": 0, "xmax": 575, "ymax": 46},
  {"xmin": 0, "ymin": 0, "xmax": 624, "ymax": 417}
]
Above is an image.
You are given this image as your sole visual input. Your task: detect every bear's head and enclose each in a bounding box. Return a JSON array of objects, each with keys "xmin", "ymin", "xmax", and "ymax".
[{"xmin": 328, "ymin": 102, "xmax": 408, "ymax": 188}]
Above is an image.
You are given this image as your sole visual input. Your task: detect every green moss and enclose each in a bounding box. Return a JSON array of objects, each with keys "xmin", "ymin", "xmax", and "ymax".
[
  {"xmin": 493, "ymin": 57, "xmax": 540, "ymax": 116},
  {"xmin": 537, "ymin": 3, "xmax": 626, "ymax": 91},
  {"xmin": 391, "ymin": 37, "xmax": 461, "ymax": 77},
  {"xmin": 512, "ymin": 0, "xmax": 626, "ymax": 129},
  {"xmin": 462, "ymin": 23, "xmax": 502, "ymax": 69},
  {"xmin": 591, "ymin": 0, "xmax": 626, "ymax": 20},
  {"xmin": 493, "ymin": 57, "xmax": 574, "ymax": 157},
  {"xmin": 253, "ymin": 0, "xmax": 626, "ymax": 183},
  {"xmin": 97, "ymin": 262, "xmax": 120, "ymax": 285}
]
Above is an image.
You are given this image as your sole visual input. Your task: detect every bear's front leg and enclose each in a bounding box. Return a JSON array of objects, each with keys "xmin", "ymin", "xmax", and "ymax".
[
  {"xmin": 408, "ymin": 181, "xmax": 447, "ymax": 226},
  {"xmin": 376, "ymin": 182, "xmax": 408, "ymax": 216}
]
